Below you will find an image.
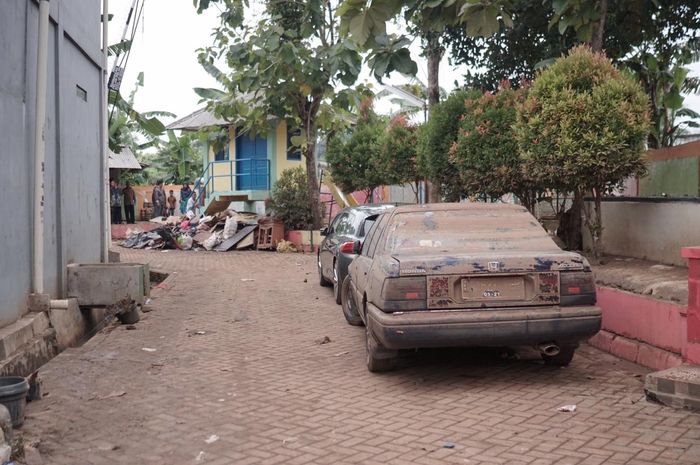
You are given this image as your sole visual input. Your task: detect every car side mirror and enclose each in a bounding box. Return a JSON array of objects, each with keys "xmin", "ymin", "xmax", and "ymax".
[
  {"xmin": 352, "ymin": 240, "xmax": 362, "ymax": 255},
  {"xmin": 320, "ymin": 227, "xmax": 329, "ymax": 236}
]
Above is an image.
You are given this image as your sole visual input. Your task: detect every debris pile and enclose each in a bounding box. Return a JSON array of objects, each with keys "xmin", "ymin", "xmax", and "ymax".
[{"xmin": 120, "ymin": 210, "xmax": 260, "ymax": 252}]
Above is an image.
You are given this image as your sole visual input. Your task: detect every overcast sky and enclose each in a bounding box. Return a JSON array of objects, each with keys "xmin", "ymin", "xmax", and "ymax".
[{"xmin": 108, "ymin": 0, "xmax": 700, "ymax": 127}]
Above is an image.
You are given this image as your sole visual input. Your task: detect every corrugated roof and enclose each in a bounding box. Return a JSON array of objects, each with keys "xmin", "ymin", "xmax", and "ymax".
[
  {"xmin": 167, "ymin": 94, "xmax": 280, "ymax": 131},
  {"xmin": 108, "ymin": 147, "xmax": 141, "ymax": 170},
  {"xmin": 166, "ymin": 108, "xmax": 229, "ymax": 131}
]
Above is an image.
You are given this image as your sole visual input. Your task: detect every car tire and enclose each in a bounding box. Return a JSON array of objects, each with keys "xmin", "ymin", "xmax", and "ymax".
[
  {"xmin": 332, "ymin": 260, "xmax": 342, "ymax": 305},
  {"xmin": 341, "ymin": 276, "xmax": 363, "ymax": 326},
  {"xmin": 542, "ymin": 345, "xmax": 576, "ymax": 367},
  {"xmin": 318, "ymin": 254, "xmax": 331, "ymax": 287},
  {"xmin": 365, "ymin": 323, "xmax": 397, "ymax": 373}
]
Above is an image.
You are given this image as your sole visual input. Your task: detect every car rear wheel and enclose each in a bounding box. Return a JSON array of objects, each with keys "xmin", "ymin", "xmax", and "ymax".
[
  {"xmin": 318, "ymin": 254, "xmax": 331, "ymax": 287},
  {"xmin": 365, "ymin": 323, "xmax": 397, "ymax": 372},
  {"xmin": 542, "ymin": 345, "xmax": 576, "ymax": 367},
  {"xmin": 341, "ymin": 276, "xmax": 363, "ymax": 326},
  {"xmin": 332, "ymin": 261, "xmax": 342, "ymax": 305}
]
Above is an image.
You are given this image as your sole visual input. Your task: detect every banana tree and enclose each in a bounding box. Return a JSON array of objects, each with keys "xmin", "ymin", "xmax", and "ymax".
[
  {"xmin": 147, "ymin": 130, "xmax": 203, "ymax": 184},
  {"xmin": 108, "ymin": 72, "xmax": 173, "ymax": 154},
  {"xmin": 625, "ymin": 39, "xmax": 700, "ymax": 148}
]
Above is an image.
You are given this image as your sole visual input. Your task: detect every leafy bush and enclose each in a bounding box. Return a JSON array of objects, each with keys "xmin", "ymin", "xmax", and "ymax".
[
  {"xmin": 451, "ymin": 85, "xmax": 540, "ymax": 212},
  {"xmin": 325, "ymin": 113, "xmax": 388, "ymax": 201},
  {"xmin": 417, "ymin": 89, "xmax": 481, "ymax": 201},
  {"xmin": 379, "ymin": 115, "xmax": 421, "ymax": 202},
  {"xmin": 515, "ymin": 46, "xmax": 650, "ymax": 257},
  {"xmin": 268, "ymin": 167, "xmax": 315, "ymax": 230}
]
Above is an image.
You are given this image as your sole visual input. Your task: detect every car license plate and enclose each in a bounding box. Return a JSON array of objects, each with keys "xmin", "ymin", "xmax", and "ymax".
[{"xmin": 461, "ymin": 276, "xmax": 525, "ymax": 301}]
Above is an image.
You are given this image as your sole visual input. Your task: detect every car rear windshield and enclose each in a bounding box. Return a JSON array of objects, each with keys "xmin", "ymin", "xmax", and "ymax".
[{"xmin": 384, "ymin": 208, "xmax": 558, "ymax": 254}]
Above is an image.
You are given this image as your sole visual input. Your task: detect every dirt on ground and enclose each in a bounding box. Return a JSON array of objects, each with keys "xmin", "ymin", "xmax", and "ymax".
[{"xmin": 593, "ymin": 255, "xmax": 688, "ymax": 304}]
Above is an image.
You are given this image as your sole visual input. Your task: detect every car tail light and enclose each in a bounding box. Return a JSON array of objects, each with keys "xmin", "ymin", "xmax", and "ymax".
[
  {"xmin": 560, "ymin": 271, "xmax": 596, "ymax": 306},
  {"xmin": 339, "ymin": 241, "xmax": 355, "ymax": 254},
  {"xmin": 379, "ymin": 277, "xmax": 427, "ymax": 311}
]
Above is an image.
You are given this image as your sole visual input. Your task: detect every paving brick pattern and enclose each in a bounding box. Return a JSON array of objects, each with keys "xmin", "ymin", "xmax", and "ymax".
[{"xmin": 23, "ymin": 249, "xmax": 700, "ymax": 465}]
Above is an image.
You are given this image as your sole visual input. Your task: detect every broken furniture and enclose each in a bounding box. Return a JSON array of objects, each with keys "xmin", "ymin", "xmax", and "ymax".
[{"xmin": 257, "ymin": 217, "xmax": 284, "ymax": 250}]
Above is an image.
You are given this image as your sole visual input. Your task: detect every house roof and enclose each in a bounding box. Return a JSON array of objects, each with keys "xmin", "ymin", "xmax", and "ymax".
[
  {"xmin": 108, "ymin": 146, "xmax": 141, "ymax": 170},
  {"xmin": 167, "ymin": 95, "xmax": 278, "ymax": 132},
  {"xmin": 166, "ymin": 108, "xmax": 228, "ymax": 131}
]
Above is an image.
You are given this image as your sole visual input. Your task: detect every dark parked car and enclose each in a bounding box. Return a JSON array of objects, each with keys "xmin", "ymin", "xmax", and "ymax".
[
  {"xmin": 318, "ymin": 204, "xmax": 396, "ymax": 304},
  {"xmin": 342, "ymin": 203, "xmax": 602, "ymax": 372}
]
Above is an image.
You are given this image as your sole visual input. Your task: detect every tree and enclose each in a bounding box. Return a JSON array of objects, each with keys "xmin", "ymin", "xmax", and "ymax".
[
  {"xmin": 325, "ymin": 103, "xmax": 388, "ymax": 202},
  {"xmin": 443, "ymin": 0, "xmax": 576, "ymax": 90},
  {"xmin": 268, "ymin": 167, "xmax": 315, "ymax": 231},
  {"xmin": 628, "ymin": 42, "xmax": 700, "ymax": 149},
  {"xmin": 515, "ymin": 46, "xmax": 649, "ymax": 258},
  {"xmin": 445, "ymin": 1, "xmax": 700, "ymax": 92},
  {"xmin": 451, "ymin": 84, "xmax": 540, "ymax": 212},
  {"xmin": 108, "ymin": 72, "xmax": 171, "ymax": 154},
  {"xmin": 380, "ymin": 115, "xmax": 421, "ymax": 202},
  {"xmin": 416, "ymin": 89, "xmax": 481, "ymax": 202},
  {"xmin": 623, "ymin": 7, "xmax": 700, "ymax": 149},
  {"xmin": 147, "ymin": 131, "xmax": 203, "ymax": 184},
  {"xmin": 194, "ymin": 0, "xmax": 363, "ymax": 228},
  {"xmin": 338, "ymin": 0, "xmax": 512, "ymax": 201}
]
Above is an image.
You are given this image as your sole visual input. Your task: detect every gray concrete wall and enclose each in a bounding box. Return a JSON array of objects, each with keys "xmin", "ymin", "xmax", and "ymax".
[
  {"xmin": 583, "ymin": 200, "xmax": 700, "ymax": 267},
  {"xmin": 388, "ymin": 184, "xmax": 419, "ymax": 204},
  {"xmin": 0, "ymin": 0, "xmax": 105, "ymax": 328}
]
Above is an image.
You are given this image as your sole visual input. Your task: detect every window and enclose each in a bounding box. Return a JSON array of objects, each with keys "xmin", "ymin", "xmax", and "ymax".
[
  {"xmin": 213, "ymin": 134, "xmax": 230, "ymax": 161},
  {"xmin": 335, "ymin": 213, "xmax": 354, "ymax": 236},
  {"xmin": 366, "ymin": 214, "xmax": 389, "ymax": 258},
  {"xmin": 214, "ymin": 144, "xmax": 229, "ymax": 161},
  {"xmin": 328, "ymin": 214, "xmax": 342, "ymax": 234},
  {"xmin": 76, "ymin": 85, "xmax": 87, "ymax": 101},
  {"xmin": 287, "ymin": 127, "xmax": 302, "ymax": 161},
  {"xmin": 358, "ymin": 216, "xmax": 376, "ymax": 237},
  {"xmin": 360, "ymin": 214, "xmax": 381, "ymax": 257}
]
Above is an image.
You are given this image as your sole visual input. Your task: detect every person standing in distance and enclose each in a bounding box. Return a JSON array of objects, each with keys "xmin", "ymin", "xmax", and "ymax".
[
  {"xmin": 122, "ymin": 181, "xmax": 136, "ymax": 224},
  {"xmin": 151, "ymin": 180, "xmax": 166, "ymax": 218},
  {"xmin": 109, "ymin": 178, "xmax": 122, "ymax": 224}
]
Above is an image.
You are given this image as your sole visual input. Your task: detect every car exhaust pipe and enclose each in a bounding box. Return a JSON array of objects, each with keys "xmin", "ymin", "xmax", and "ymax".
[{"xmin": 538, "ymin": 343, "xmax": 560, "ymax": 357}]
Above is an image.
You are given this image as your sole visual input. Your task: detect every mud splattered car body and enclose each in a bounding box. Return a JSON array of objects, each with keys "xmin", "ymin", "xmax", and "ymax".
[{"xmin": 343, "ymin": 203, "xmax": 602, "ymax": 372}]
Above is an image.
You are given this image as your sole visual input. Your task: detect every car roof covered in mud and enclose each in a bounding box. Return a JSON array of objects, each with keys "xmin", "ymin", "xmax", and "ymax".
[{"xmin": 382, "ymin": 202, "xmax": 562, "ymax": 255}]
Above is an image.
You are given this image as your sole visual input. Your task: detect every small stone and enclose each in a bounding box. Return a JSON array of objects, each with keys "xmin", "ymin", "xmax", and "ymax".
[
  {"xmin": 0, "ymin": 445, "xmax": 10, "ymax": 462},
  {"xmin": 24, "ymin": 444, "xmax": 44, "ymax": 465},
  {"xmin": 0, "ymin": 405, "xmax": 12, "ymax": 445}
]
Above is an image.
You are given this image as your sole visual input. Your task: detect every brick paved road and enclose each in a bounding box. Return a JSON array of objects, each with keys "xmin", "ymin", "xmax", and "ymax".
[{"xmin": 23, "ymin": 250, "xmax": 700, "ymax": 465}]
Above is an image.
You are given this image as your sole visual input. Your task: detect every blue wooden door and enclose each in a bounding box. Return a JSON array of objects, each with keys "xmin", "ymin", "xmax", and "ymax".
[{"xmin": 235, "ymin": 133, "xmax": 269, "ymax": 190}]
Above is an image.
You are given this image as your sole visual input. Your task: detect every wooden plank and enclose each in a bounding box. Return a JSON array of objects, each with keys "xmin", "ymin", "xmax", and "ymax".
[{"xmin": 214, "ymin": 225, "xmax": 257, "ymax": 252}]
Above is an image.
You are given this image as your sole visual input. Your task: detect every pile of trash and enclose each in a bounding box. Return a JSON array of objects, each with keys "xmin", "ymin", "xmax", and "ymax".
[{"xmin": 121, "ymin": 210, "xmax": 260, "ymax": 251}]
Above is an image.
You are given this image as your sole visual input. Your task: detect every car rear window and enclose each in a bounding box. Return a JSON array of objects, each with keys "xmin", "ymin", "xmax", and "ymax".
[
  {"xmin": 383, "ymin": 208, "xmax": 558, "ymax": 254},
  {"xmin": 358, "ymin": 217, "xmax": 376, "ymax": 237}
]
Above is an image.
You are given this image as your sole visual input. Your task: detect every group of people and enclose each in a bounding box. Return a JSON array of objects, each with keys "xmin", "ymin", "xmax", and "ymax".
[
  {"xmin": 109, "ymin": 179, "xmax": 202, "ymax": 224},
  {"xmin": 110, "ymin": 179, "xmax": 136, "ymax": 224}
]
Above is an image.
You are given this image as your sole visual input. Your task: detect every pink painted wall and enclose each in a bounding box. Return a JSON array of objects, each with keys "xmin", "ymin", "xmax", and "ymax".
[
  {"xmin": 597, "ymin": 287, "xmax": 687, "ymax": 356},
  {"xmin": 682, "ymin": 247, "xmax": 700, "ymax": 364},
  {"xmin": 589, "ymin": 285, "xmax": 689, "ymax": 371}
]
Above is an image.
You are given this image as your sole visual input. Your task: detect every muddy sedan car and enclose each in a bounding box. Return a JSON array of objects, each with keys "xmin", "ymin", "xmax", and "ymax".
[{"xmin": 342, "ymin": 203, "xmax": 602, "ymax": 372}]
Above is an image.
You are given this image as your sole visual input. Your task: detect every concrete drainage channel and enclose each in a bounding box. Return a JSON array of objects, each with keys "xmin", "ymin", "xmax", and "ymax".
[
  {"xmin": 74, "ymin": 269, "xmax": 169, "ymax": 347},
  {"xmin": 0, "ymin": 264, "xmax": 164, "ymax": 462}
]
